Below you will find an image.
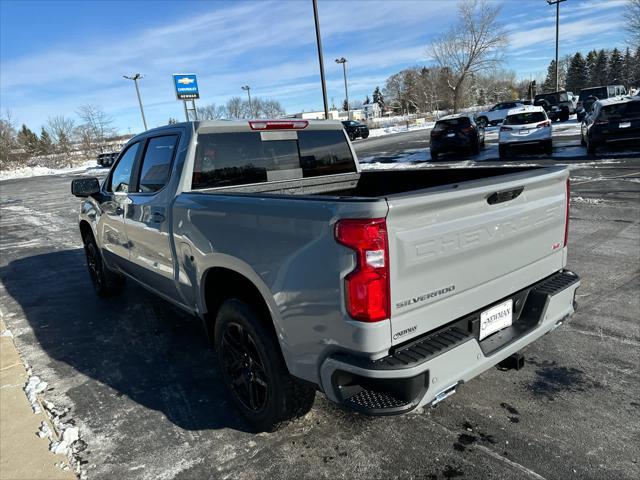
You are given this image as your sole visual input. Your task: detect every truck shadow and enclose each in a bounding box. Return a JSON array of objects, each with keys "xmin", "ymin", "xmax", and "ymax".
[{"xmin": 0, "ymin": 248, "xmax": 253, "ymax": 433}]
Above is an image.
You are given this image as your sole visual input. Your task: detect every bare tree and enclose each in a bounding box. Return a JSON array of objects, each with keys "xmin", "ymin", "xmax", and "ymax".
[
  {"xmin": 196, "ymin": 103, "xmax": 227, "ymax": 120},
  {"xmin": 0, "ymin": 110, "xmax": 19, "ymax": 169},
  {"xmin": 75, "ymin": 104, "xmax": 116, "ymax": 156},
  {"xmin": 428, "ymin": 0, "xmax": 507, "ymax": 112},
  {"xmin": 626, "ymin": 0, "xmax": 640, "ymax": 46},
  {"xmin": 46, "ymin": 115, "xmax": 75, "ymax": 155},
  {"xmin": 225, "ymin": 97, "xmax": 244, "ymax": 119}
]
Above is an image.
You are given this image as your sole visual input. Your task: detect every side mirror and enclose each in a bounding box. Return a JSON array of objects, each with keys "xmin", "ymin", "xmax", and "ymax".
[{"xmin": 71, "ymin": 177, "xmax": 100, "ymax": 197}]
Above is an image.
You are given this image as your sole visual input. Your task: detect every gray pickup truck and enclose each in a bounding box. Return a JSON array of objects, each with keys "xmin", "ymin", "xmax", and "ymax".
[{"xmin": 71, "ymin": 119, "xmax": 580, "ymax": 431}]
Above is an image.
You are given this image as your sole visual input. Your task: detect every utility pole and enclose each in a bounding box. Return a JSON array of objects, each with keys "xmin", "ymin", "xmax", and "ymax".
[
  {"xmin": 312, "ymin": 0, "xmax": 329, "ymax": 119},
  {"xmin": 123, "ymin": 73, "xmax": 148, "ymax": 130},
  {"xmin": 335, "ymin": 57, "xmax": 349, "ymax": 121},
  {"xmin": 547, "ymin": 0, "xmax": 567, "ymax": 92},
  {"xmin": 241, "ymin": 85, "xmax": 253, "ymax": 117}
]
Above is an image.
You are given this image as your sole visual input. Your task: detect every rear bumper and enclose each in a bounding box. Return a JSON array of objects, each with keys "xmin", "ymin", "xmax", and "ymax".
[{"xmin": 319, "ymin": 270, "xmax": 580, "ymax": 415}]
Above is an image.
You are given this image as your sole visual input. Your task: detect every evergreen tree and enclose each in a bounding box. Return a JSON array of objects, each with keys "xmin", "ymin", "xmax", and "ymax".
[
  {"xmin": 632, "ymin": 47, "xmax": 640, "ymax": 88},
  {"xmin": 565, "ymin": 52, "xmax": 588, "ymax": 93},
  {"xmin": 585, "ymin": 50, "xmax": 598, "ymax": 87},
  {"xmin": 623, "ymin": 48, "xmax": 633, "ymax": 88},
  {"xmin": 364, "ymin": 95, "xmax": 370, "ymax": 105},
  {"xmin": 542, "ymin": 60, "xmax": 557, "ymax": 92},
  {"xmin": 342, "ymin": 99, "xmax": 349, "ymax": 112},
  {"xmin": 593, "ymin": 49, "xmax": 609, "ymax": 86},
  {"xmin": 38, "ymin": 127, "xmax": 54, "ymax": 155},
  {"xmin": 607, "ymin": 48, "xmax": 624, "ymax": 84},
  {"xmin": 16, "ymin": 125, "xmax": 39, "ymax": 156},
  {"xmin": 372, "ymin": 86, "xmax": 385, "ymax": 110}
]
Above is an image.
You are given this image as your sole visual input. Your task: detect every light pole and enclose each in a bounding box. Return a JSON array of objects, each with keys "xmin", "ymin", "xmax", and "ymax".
[
  {"xmin": 547, "ymin": 0, "xmax": 567, "ymax": 92},
  {"xmin": 123, "ymin": 73, "xmax": 148, "ymax": 131},
  {"xmin": 335, "ymin": 57, "xmax": 349, "ymax": 121},
  {"xmin": 241, "ymin": 85, "xmax": 253, "ymax": 117},
  {"xmin": 312, "ymin": 0, "xmax": 329, "ymax": 119}
]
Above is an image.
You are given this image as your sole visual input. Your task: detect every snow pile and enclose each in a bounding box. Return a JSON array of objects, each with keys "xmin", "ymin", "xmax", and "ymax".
[
  {"xmin": 0, "ymin": 160, "xmax": 101, "ymax": 182},
  {"xmin": 0, "ymin": 329, "xmax": 13, "ymax": 338},
  {"xmin": 24, "ymin": 375, "xmax": 48, "ymax": 413},
  {"xmin": 571, "ymin": 196, "xmax": 605, "ymax": 204},
  {"xmin": 367, "ymin": 121, "xmax": 435, "ymax": 139},
  {"xmin": 37, "ymin": 420, "xmax": 52, "ymax": 439},
  {"xmin": 50, "ymin": 426, "xmax": 79, "ymax": 455}
]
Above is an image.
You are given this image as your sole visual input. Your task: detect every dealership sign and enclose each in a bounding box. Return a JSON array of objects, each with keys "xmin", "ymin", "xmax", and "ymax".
[{"xmin": 173, "ymin": 73, "xmax": 199, "ymax": 100}]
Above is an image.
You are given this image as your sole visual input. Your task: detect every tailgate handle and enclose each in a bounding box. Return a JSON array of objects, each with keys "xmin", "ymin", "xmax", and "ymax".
[{"xmin": 487, "ymin": 187, "xmax": 524, "ymax": 205}]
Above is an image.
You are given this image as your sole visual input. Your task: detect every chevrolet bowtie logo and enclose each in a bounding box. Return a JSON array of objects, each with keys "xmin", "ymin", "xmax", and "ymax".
[{"xmin": 177, "ymin": 77, "xmax": 195, "ymax": 85}]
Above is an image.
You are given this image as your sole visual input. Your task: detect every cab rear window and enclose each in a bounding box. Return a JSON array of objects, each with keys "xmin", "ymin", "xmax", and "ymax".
[
  {"xmin": 192, "ymin": 130, "xmax": 355, "ymax": 189},
  {"xmin": 504, "ymin": 112, "xmax": 547, "ymax": 125},
  {"xmin": 433, "ymin": 118, "xmax": 470, "ymax": 131}
]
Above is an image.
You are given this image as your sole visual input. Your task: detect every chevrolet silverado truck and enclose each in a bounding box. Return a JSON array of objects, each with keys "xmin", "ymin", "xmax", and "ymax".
[{"xmin": 71, "ymin": 119, "xmax": 580, "ymax": 431}]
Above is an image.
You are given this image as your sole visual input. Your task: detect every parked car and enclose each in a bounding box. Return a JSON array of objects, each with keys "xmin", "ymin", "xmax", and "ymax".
[
  {"xmin": 429, "ymin": 113, "xmax": 485, "ymax": 160},
  {"xmin": 576, "ymin": 85, "xmax": 627, "ymax": 121},
  {"xmin": 71, "ymin": 119, "xmax": 579, "ymax": 431},
  {"xmin": 97, "ymin": 151, "xmax": 119, "ymax": 167},
  {"xmin": 580, "ymin": 96, "xmax": 640, "ymax": 154},
  {"xmin": 341, "ymin": 120, "xmax": 369, "ymax": 140},
  {"xmin": 475, "ymin": 101, "xmax": 525, "ymax": 127},
  {"xmin": 499, "ymin": 105, "xmax": 552, "ymax": 157},
  {"xmin": 533, "ymin": 91, "xmax": 572, "ymax": 122}
]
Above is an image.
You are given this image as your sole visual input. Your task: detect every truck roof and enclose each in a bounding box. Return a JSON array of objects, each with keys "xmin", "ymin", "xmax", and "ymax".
[{"xmin": 143, "ymin": 119, "xmax": 344, "ymax": 136}]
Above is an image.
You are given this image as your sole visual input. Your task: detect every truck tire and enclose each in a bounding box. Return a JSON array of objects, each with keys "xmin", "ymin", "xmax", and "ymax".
[
  {"xmin": 560, "ymin": 109, "xmax": 569, "ymax": 122},
  {"xmin": 82, "ymin": 232, "xmax": 125, "ymax": 297},
  {"xmin": 361, "ymin": 133, "xmax": 369, "ymax": 139},
  {"xmin": 214, "ymin": 298, "xmax": 315, "ymax": 432}
]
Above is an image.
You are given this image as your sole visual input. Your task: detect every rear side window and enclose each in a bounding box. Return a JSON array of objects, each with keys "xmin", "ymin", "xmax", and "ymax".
[
  {"xmin": 579, "ymin": 87, "xmax": 607, "ymax": 101},
  {"xmin": 505, "ymin": 111, "xmax": 547, "ymax": 125},
  {"xmin": 108, "ymin": 142, "xmax": 140, "ymax": 193},
  {"xmin": 192, "ymin": 130, "xmax": 355, "ymax": 189},
  {"xmin": 137, "ymin": 135, "xmax": 179, "ymax": 193}
]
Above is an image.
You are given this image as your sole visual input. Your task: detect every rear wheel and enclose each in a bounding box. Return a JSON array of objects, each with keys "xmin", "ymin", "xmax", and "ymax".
[
  {"xmin": 430, "ymin": 149, "xmax": 439, "ymax": 161},
  {"xmin": 82, "ymin": 232, "xmax": 124, "ymax": 297},
  {"xmin": 477, "ymin": 116, "xmax": 488, "ymax": 128},
  {"xmin": 214, "ymin": 299, "xmax": 315, "ymax": 432},
  {"xmin": 470, "ymin": 140, "xmax": 480, "ymax": 156},
  {"xmin": 361, "ymin": 133, "xmax": 369, "ymax": 139},
  {"xmin": 348, "ymin": 133, "xmax": 356, "ymax": 141},
  {"xmin": 499, "ymin": 144, "xmax": 508, "ymax": 158},
  {"xmin": 543, "ymin": 140, "xmax": 553, "ymax": 155},
  {"xmin": 586, "ymin": 138, "xmax": 597, "ymax": 155}
]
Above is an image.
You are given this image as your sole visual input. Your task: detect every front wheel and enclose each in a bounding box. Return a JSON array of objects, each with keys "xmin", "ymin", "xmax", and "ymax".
[
  {"xmin": 214, "ymin": 299, "xmax": 315, "ymax": 432},
  {"xmin": 361, "ymin": 133, "xmax": 369, "ymax": 139},
  {"xmin": 82, "ymin": 232, "xmax": 124, "ymax": 297},
  {"xmin": 477, "ymin": 117, "xmax": 488, "ymax": 128}
]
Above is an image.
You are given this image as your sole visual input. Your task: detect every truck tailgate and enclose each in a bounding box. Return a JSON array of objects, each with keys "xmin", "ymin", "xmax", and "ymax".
[{"xmin": 385, "ymin": 167, "xmax": 568, "ymax": 344}]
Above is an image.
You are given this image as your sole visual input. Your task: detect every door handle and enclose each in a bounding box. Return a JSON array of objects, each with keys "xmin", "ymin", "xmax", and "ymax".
[{"xmin": 150, "ymin": 212, "xmax": 165, "ymax": 223}]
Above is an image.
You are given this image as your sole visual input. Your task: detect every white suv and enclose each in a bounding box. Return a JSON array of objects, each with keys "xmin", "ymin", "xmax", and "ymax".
[
  {"xmin": 475, "ymin": 101, "xmax": 525, "ymax": 127},
  {"xmin": 499, "ymin": 106, "xmax": 552, "ymax": 157}
]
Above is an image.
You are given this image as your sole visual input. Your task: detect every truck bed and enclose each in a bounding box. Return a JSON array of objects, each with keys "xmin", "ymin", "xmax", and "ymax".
[{"xmin": 194, "ymin": 167, "xmax": 541, "ymax": 199}]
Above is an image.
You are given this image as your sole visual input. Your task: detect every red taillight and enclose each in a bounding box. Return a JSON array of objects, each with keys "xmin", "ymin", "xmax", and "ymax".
[
  {"xmin": 500, "ymin": 126, "xmax": 512, "ymax": 131},
  {"xmin": 536, "ymin": 121, "xmax": 551, "ymax": 128},
  {"xmin": 335, "ymin": 218, "xmax": 390, "ymax": 322},
  {"xmin": 462, "ymin": 126, "xmax": 475, "ymax": 134},
  {"xmin": 249, "ymin": 120, "xmax": 308, "ymax": 130},
  {"xmin": 564, "ymin": 178, "xmax": 570, "ymax": 247}
]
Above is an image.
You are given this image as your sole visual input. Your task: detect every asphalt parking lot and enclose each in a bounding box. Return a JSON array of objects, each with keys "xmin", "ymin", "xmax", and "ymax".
[{"xmin": 0, "ymin": 128, "xmax": 639, "ymax": 480}]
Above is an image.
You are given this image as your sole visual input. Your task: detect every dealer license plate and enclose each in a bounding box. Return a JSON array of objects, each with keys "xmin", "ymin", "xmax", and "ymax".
[
  {"xmin": 479, "ymin": 299, "xmax": 513, "ymax": 340},
  {"xmin": 619, "ymin": 122, "xmax": 631, "ymax": 128}
]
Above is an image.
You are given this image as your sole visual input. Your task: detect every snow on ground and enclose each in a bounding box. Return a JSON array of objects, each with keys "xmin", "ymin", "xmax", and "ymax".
[
  {"xmin": 0, "ymin": 160, "xmax": 103, "ymax": 182},
  {"xmin": 367, "ymin": 121, "xmax": 435, "ymax": 138}
]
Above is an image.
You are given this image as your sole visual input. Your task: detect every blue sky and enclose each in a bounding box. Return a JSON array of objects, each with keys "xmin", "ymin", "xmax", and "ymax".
[{"xmin": 0, "ymin": 0, "xmax": 631, "ymax": 134}]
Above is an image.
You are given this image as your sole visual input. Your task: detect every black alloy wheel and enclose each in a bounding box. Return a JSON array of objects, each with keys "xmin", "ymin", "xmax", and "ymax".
[{"xmin": 219, "ymin": 322, "xmax": 269, "ymax": 412}]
